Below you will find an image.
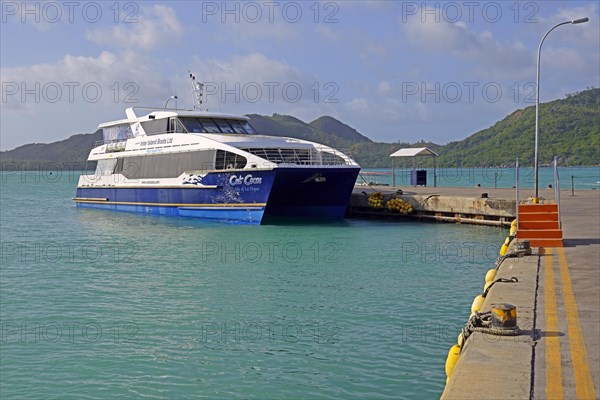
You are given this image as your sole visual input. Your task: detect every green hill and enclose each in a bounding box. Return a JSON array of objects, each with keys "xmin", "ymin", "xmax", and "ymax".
[
  {"xmin": 309, "ymin": 116, "xmax": 371, "ymax": 143},
  {"xmin": 438, "ymin": 88, "xmax": 599, "ymax": 167},
  {"xmin": 246, "ymin": 113, "xmax": 369, "ymax": 150},
  {"xmin": 1, "ymin": 88, "xmax": 598, "ymax": 168},
  {"xmin": 0, "ymin": 130, "xmax": 102, "ymax": 169}
]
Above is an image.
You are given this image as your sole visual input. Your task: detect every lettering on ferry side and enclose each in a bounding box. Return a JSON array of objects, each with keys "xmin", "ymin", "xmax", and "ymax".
[
  {"xmin": 138, "ymin": 138, "xmax": 173, "ymax": 147},
  {"xmin": 229, "ymin": 174, "xmax": 262, "ymax": 186}
]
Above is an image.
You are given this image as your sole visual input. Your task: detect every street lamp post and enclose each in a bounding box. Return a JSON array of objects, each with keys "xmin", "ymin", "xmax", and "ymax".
[
  {"xmin": 533, "ymin": 17, "xmax": 588, "ymax": 203},
  {"xmin": 164, "ymin": 95, "xmax": 178, "ymax": 109}
]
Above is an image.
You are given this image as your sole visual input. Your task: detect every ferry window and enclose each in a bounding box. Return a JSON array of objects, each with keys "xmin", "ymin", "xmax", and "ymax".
[
  {"xmin": 175, "ymin": 118, "xmax": 187, "ymax": 133},
  {"xmin": 141, "ymin": 119, "xmax": 168, "ymax": 136},
  {"xmin": 102, "ymin": 124, "xmax": 133, "ymax": 142},
  {"xmin": 214, "ymin": 119, "xmax": 235, "ymax": 133},
  {"xmin": 199, "ymin": 119, "xmax": 220, "ymax": 133},
  {"xmin": 228, "ymin": 120, "xmax": 247, "ymax": 134},
  {"xmin": 95, "ymin": 159, "xmax": 118, "ymax": 175},
  {"xmin": 114, "ymin": 150, "xmax": 216, "ymax": 179},
  {"xmin": 177, "ymin": 117, "xmax": 255, "ymax": 134},
  {"xmin": 180, "ymin": 117, "xmax": 205, "ymax": 133},
  {"xmin": 215, "ymin": 150, "xmax": 247, "ymax": 170},
  {"xmin": 168, "ymin": 118, "xmax": 187, "ymax": 133},
  {"xmin": 242, "ymin": 121, "xmax": 257, "ymax": 134}
]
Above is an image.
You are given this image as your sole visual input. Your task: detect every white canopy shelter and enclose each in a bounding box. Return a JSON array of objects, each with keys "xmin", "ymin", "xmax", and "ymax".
[
  {"xmin": 390, "ymin": 147, "xmax": 438, "ymax": 158},
  {"xmin": 390, "ymin": 147, "xmax": 438, "ymax": 187}
]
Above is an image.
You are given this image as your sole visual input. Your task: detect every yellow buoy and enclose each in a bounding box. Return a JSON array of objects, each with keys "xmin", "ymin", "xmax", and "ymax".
[
  {"xmin": 485, "ymin": 269, "xmax": 497, "ymax": 283},
  {"xmin": 509, "ymin": 225, "xmax": 517, "ymax": 236},
  {"xmin": 484, "ymin": 280, "xmax": 494, "ymax": 292},
  {"xmin": 511, "ymin": 219, "xmax": 517, "ymax": 228},
  {"xmin": 471, "ymin": 295, "xmax": 484, "ymax": 313},
  {"xmin": 445, "ymin": 344, "xmax": 461, "ymax": 377},
  {"xmin": 499, "ymin": 243, "xmax": 508, "ymax": 256}
]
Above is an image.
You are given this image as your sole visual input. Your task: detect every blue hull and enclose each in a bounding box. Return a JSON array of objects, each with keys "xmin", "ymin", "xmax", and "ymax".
[
  {"xmin": 75, "ymin": 167, "xmax": 360, "ymax": 224},
  {"xmin": 263, "ymin": 167, "xmax": 360, "ymax": 221}
]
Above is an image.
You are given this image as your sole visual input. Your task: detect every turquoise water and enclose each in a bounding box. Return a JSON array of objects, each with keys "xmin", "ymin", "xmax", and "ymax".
[
  {"xmin": 361, "ymin": 166, "xmax": 600, "ymax": 190},
  {"xmin": 2, "ymin": 171, "xmax": 509, "ymax": 399}
]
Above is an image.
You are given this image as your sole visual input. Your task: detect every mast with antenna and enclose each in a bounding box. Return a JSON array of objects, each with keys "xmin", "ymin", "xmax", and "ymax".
[{"xmin": 189, "ymin": 71, "xmax": 206, "ymax": 111}]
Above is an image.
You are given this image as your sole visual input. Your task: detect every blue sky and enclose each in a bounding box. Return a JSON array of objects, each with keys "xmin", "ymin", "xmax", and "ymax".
[{"xmin": 1, "ymin": 1, "xmax": 599, "ymax": 150}]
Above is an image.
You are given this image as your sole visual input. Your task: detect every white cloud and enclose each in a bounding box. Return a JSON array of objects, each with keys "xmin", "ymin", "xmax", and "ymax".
[
  {"xmin": 1, "ymin": 51, "xmax": 171, "ymax": 109},
  {"xmin": 377, "ymin": 80, "xmax": 391, "ymax": 94},
  {"xmin": 401, "ymin": 11, "xmax": 533, "ymax": 80},
  {"xmin": 547, "ymin": 3, "xmax": 598, "ymax": 42},
  {"xmin": 0, "ymin": 50, "xmax": 176, "ymax": 149},
  {"xmin": 211, "ymin": 15, "xmax": 301, "ymax": 46},
  {"xmin": 524, "ymin": 3, "xmax": 600, "ymax": 100},
  {"xmin": 315, "ymin": 25, "xmax": 340, "ymax": 41},
  {"xmin": 2, "ymin": 1, "xmax": 60, "ymax": 32},
  {"xmin": 196, "ymin": 53, "xmax": 303, "ymax": 84},
  {"xmin": 544, "ymin": 47, "xmax": 587, "ymax": 71},
  {"xmin": 85, "ymin": 5, "xmax": 183, "ymax": 51},
  {"xmin": 346, "ymin": 98, "xmax": 368, "ymax": 111},
  {"xmin": 183, "ymin": 52, "xmax": 321, "ymax": 113}
]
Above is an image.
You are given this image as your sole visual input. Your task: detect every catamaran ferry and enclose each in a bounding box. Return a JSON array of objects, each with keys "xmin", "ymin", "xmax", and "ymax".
[{"xmin": 74, "ymin": 76, "xmax": 360, "ymax": 224}]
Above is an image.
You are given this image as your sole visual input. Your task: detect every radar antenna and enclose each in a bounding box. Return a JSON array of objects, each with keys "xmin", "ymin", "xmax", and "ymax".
[{"xmin": 189, "ymin": 71, "xmax": 206, "ymax": 111}]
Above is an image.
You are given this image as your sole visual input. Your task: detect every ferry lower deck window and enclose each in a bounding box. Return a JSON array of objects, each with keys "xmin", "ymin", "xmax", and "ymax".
[
  {"xmin": 215, "ymin": 150, "xmax": 247, "ymax": 170},
  {"xmin": 114, "ymin": 151, "xmax": 216, "ymax": 179},
  {"xmin": 95, "ymin": 159, "xmax": 118, "ymax": 175}
]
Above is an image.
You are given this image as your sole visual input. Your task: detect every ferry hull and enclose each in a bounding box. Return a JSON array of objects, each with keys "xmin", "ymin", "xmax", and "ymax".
[
  {"xmin": 263, "ymin": 167, "xmax": 360, "ymax": 221},
  {"xmin": 75, "ymin": 170, "xmax": 275, "ymax": 224},
  {"xmin": 75, "ymin": 167, "xmax": 360, "ymax": 224}
]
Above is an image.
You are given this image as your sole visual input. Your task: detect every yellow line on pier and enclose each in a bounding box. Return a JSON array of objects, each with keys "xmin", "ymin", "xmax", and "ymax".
[
  {"xmin": 557, "ymin": 247, "xmax": 597, "ymax": 399},
  {"xmin": 544, "ymin": 248, "xmax": 564, "ymax": 399}
]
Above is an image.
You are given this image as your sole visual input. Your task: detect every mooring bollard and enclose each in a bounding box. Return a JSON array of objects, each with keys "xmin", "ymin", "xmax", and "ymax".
[{"xmin": 490, "ymin": 303, "xmax": 517, "ymax": 329}]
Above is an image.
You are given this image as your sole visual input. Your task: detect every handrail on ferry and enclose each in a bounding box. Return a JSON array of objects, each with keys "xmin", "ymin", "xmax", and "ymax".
[{"xmin": 129, "ymin": 106, "xmax": 192, "ymax": 118}]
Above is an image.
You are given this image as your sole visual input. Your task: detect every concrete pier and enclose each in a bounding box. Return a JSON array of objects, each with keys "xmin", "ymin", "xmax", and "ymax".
[
  {"xmin": 440, "ymin": 190, "xmax": 599, "ymax": 399},
  {"xmin": 349, "ymin": 186, "xmax": 522, "ymax": 226},
  {"xmin": 348, "ymin": 185, "xmax": 599, "ymax": 398}
]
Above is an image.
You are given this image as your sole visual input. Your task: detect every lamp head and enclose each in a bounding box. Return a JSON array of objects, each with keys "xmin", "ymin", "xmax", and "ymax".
[{"xmin": 571, "ymin": 17, "xmax": 589, "ymax": 24}]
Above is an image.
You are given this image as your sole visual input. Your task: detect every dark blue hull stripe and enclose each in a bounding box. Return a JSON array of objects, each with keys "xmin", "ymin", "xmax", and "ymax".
[{"xmin": 76, "ymin": 202, "xmax": 265, "ymax": 224}]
